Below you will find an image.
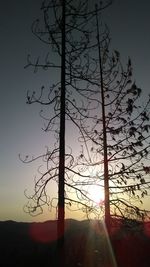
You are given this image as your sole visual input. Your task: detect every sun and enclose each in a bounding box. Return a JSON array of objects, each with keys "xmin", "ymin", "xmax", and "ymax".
[{"xmin": 89, "ymin": 185, "xmax": 104, "ymax": 206}]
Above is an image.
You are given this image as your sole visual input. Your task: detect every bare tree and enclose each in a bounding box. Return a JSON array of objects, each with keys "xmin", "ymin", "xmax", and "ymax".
[
  {"xmin": 20, "ymin": 2, "xmax": 115, "ymax": 261},
  {"xmin": 72, "ymin": 7, "xmax": 150, "ymax": 227}
]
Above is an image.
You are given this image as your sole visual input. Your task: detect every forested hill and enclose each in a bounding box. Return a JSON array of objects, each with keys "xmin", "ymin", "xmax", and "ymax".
[{"xmin": 0, "ymin": 219, "xmax": 150, "ymax": 267}]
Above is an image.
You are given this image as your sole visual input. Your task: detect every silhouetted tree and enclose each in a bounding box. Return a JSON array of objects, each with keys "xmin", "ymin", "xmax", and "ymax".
[
  {"xmin": 20, "ymin": 1, "xmax": 114, "ymax": 261},
  {"xmin": 72, "ymin": 7, "xmax": 150, "ymax": 225}
]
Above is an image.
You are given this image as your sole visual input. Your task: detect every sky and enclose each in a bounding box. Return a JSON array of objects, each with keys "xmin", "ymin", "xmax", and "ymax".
[{"xmin": 0, "ymin": 0, "xmax": 150, "ymax": 222}]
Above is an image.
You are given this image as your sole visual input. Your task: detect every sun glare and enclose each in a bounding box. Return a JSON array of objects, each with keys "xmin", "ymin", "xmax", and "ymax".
[{"xmin": 89, "ymin": 185, "xmax": 104, "ymax": 205}]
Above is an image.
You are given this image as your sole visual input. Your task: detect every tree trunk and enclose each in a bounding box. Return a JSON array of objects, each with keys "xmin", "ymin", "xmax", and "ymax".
[
  {"xmin": 95, "ymin": 6, "xmax": 111, "ymax": 230},
  {"xmin": 57, "ymin": 0, "xmax": 66, "ymax": 266}
]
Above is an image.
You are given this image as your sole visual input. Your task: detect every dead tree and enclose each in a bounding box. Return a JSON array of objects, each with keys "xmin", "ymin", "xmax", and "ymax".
[
  {"xmin": 74, "ymin": 7, "xmax": 150, "ymax": 225},
  {"xmin": 20, "ymin": 1, "xmax": 113, "ymax": 257}
]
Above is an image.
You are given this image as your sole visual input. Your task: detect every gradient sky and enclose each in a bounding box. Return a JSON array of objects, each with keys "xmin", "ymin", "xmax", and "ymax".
[{"xmin": 0, "ymin": 0, "xmax": 150, "ymax": 222}]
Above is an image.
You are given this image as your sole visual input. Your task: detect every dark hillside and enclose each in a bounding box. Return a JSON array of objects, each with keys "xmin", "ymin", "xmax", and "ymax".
[{"xmin": 0, "ymin": 219, "xmax": 150, "ymax": 267}]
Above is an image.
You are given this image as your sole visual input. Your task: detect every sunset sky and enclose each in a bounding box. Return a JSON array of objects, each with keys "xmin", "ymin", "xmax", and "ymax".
[{"xmin": 0, "ymin": 0, "xmax": 150, "ymax": 222}]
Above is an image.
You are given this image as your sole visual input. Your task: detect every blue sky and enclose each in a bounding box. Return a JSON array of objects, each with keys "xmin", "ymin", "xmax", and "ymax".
[{"xmin": 0, "ymin": 0, "xmax": 150, "ymax": 222}]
